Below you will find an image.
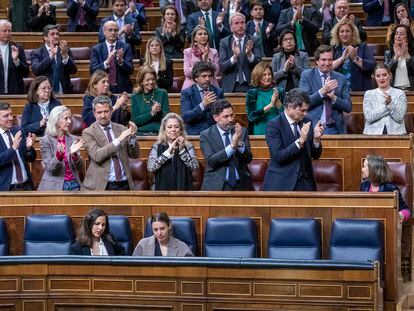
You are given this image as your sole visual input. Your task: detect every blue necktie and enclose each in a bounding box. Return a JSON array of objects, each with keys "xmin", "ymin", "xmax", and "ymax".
[
  {"xmin": 52, "ymin": 58, "xmax": 60, "ymax": 93},
  {"xmin": 224, "ymin": 132, "xmax": 237, "ymax": 187}
]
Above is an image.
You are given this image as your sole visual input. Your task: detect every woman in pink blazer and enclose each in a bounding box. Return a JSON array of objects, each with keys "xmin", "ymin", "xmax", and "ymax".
[{"xmin": 182, "ymin": 25, "xmax": 220, "ymax": 90}]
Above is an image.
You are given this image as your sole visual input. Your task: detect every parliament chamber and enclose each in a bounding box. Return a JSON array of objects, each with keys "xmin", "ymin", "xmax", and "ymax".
[{"xmin": 0, "ymin": 0, "xmax": 413, "ymax": 310}]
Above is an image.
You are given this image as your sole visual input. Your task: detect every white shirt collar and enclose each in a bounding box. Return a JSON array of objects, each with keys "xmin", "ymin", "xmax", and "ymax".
[{"xmin": 284, "ymin": 111, "xmax": 296, "ymax": 125}]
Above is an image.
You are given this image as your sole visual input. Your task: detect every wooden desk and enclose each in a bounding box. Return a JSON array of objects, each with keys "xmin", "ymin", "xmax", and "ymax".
[
  {"xmin": 0, "ymin": 257, "xmax": 381, "ymax": 311},
  {"xmin": 0, "ymin": 191, "xmax": 398, "ymax": 309}
]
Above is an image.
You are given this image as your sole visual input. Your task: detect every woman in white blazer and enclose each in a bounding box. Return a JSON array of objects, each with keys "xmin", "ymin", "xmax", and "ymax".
[{"xmin": 363, "ymin": 65, "xmax": 407, "ymax": 135}]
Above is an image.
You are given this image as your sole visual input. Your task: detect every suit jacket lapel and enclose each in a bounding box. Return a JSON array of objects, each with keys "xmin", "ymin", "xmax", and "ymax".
[
  {"xmin": 93, "ymin": 122, "xmax": 109, "ymax": 147},
  {"xmin": 211, "ymin": 124, "xmax": 226, "ymax": 150},
  {"xmin": 167, "ymin": 238, "xmax": 179, "ymax": 256},
  {"xmin": 281, "ymin": 112, "xmax": 297, "ymax": 143},
  {"xmin": 192, "ymin": 85, "xmax": 202, "ymax": 105}
]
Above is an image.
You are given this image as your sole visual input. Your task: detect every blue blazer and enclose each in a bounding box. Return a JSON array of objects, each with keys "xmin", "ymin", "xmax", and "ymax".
[
  {"xmin": 21, "ymin": 99, "xmax": 62, "ymax": 136},
  {"xmin": 332, "ymin": 44, "xmax": 376, "ymax": 92},
  {"xmin": 98, "ymin": 15, "xmax": 142, "ymax": 57},
  {"xmin": 180, "ymin": 84, "xmax": 224, "ymax": 135},
  {"xmin": 298, "ymin": 68, "xmax": 352, "ymax": 134},
  {"xmin": 90, "ymin": 41, "xmax": 133, "ymax": 94},
  {"xmin": 263, "ymin": 113, "xmax": 322, "ymax": 191},
  {"xmin": 66, "ymin": 0, "xmax": 100, "ymax": 32},
  {"xmin": 187, "ymin": 10, "xmax": 231, "ymax": 50},
  {"xmin": 30, "ymin": 46, "xmax": 78, "ymax": 94},
  {"xmin": 360, "ymin": 180, "xmax": 409, "ymax": 213},
  {"xmin": 126, "ymin": 2, "xmax": 147, "ymax": 27},
  {"xmin": 263, "ymin": 0, "xmax": 291, "ymax": 24},
  {"xmin": 246, "ymin": 20, "xmax": 278, "ymax": 57},
  {"xmin": 0, "ymin": 126, "xmax": 36, "ymax": 191}
]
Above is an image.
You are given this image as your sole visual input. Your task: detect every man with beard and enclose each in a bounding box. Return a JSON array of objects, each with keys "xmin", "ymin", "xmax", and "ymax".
[
  {"xmin": 180, "ymin": 61, "xmax": 224, "ymax": 135},
  {"xmin": 200, "ymin": 99, "xmax": 253, "ymax": 191}
]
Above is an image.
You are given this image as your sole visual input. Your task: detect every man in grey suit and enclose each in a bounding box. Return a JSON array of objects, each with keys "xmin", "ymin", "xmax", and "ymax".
[
  {"xmin": 200, "ymin": 99, "xmax": 253, "ymax": 191},
  {"xmin": 82, "ymin": 95, "xmax": 140, "ymax": 191},
  {"xmin": 299, "ymin": 45, "xmax": 352, "ymax": 134},
  {"xmin": 219, "ymin": 12, "xmax": 263, "ymax": 93}
]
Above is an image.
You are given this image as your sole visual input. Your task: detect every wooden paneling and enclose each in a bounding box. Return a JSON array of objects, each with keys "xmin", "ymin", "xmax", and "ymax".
[
  {"xmin": 0, "ymin": 259, "xmax": 380, "ymax": 310},
  {"xmin": 0, "ymin": 191, "xmax": 399, "ymax": 308}
]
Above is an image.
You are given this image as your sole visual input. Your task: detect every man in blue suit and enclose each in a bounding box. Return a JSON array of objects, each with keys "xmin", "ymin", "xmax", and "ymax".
[
  {"xmin": 66, "ymin": 0, "xmax": 100, "ymax": 32},
  {"xmin": 0, "ymin": 103, "xmax": 37, "ymax": 191},
  {"xmin": 299, "ymin": 45, "xmax": 352, "ymax": 134},
  {"xmin": 187, "ymin": 0, "xmax": 230, "ymax": 50},
  {"xmin": 91, "ymin": 20, "xmax": 134, "ymax": 94},
  {"xmin": 263, "ymin": 89, "xmax": 324, "ymax": 191},
  {"xmin": 362, "ymin": 0, "xmax": 399, "ymax": 26},
  {"xmin": 98, "ymin": 0, "xmax": 142, "ymax": 57},
  {"xmin": 30, "ymin": 25, "xmax": 78, "ymax": 94},
  {"xmin": 181, "ymin": 61, "xmax": 224, "ymax": 135}
]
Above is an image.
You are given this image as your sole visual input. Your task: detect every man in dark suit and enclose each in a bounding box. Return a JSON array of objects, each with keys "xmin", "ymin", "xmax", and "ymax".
[
  {"xmin": 82, "ymin": 95, "xmax": 140, "ymax": 191},
  {"xmin": 181, "ymin": 61, "xmax": 224, "ymax": 135},
  {"xmin": 219, "ymin": 12, "xmax": 263, "ymax": 93},
  {"xmin": 67, "ymin": 0, "xmax": 100, "ymax": 32},
  {"xmin": 263, "ymin": 0, "xmax": 291, "ymax": 25},
  {"xmin": 27, "ymin": 0, "xmax": 57, "ymax": 32},
  {"xmin": 30, "ymin": 25, "xmax": 78, "ymax": 94},
  {"xmin": 98, "ymin": 0, "xmax": 142, "ymax": 57},
  {"xmin": 0, "ymin": 103, "xmax": 37, "ymax": 191},
  {"xmin": 187, "ymin": 0, "xmax": 231, "ymax": 50},
  {"xmin": 91, "ymin": 20, "xmax": 134, "ymax": 93},
  {"xmin": 200, "ymin": 99, "xmax": 253, "ymax": 191},
  {"xmin": 322, "ymin": 0, "xmax": 367, "ymax": 44},
  {"xmin": 246, "ymin": 1, "xmax": 278, "ymax": 57},
  {"xmin": 0, "ymin": 20, "xmax": 30, "ymax": 95},
  {"xmin": 276, "ymin": 0, "xmax": 321, "ymax": 56},
  {"xmin": 160, "ymin": 0, "xmax": 198, "ymax": 27},
  {"xmin": 299, "ymin": 45, "xmax": 352, "ymax": 134},
  {"xmin": 362, "ymin": 0, "xmax": 400, "ymax": 26},
  {"xmin": 263, "ymin": 89, "xmax": 324, "ymax": 191}
]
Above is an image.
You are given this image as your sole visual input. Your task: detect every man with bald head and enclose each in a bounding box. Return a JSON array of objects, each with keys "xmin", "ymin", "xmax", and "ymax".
[
  {"xmin": 322, "ymin": 0, "xmax": 367, "ymax": 44},
  {"xmin": 0, "ymin": 20, "xmax": 29, "ymax": 94},
  {"xmin": 90, "ymin": 20, "xmax": 134, "ymax": 93}
]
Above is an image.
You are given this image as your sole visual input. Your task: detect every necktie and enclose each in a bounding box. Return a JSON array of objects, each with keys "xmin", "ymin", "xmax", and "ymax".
[
  {"xmin": 52, "ymin": 57, "xmax": 60, "ymax": 93},
  {"xmin": 294, "ymin": 10, "xmax": 304, "ymax": 51},
  {"xmin": 322, "ymin": 74, "xmax": 333, "ymax": 124},
  {"xmin": 104, "ymin": 126, "xmax": 123, "ymax": 181},
  {"xmin": 117, "ymin": 19, "xmax": 125, "ymax": 42},
  {"xmin": 204, "ymin": 12, "xmax": 214, "ymax": 48},
  {"xmin": 293, "ymin": 122, "xmax": 300, "ymax": 139},
  {"xmin": 5, "ymin": 131, "xmax": 23, "ymax": 183},
  {"xmin": 0, "ymin": 52, "xmax": 4, "ymax": 94},
  {"xmin": 77, "ymin": 5, "xmax": 87, "ymax": 26},
  {"xmin": 224, "ymin": 132, "xmax": 237, "ymax": 188},
  {"xmin": 383, "ymin": 0, "xmax": 389, "ymax": 18},
  {"xmin": 175, "ymin": 0, "xmax": 184, "ymax": 23},
  {"xmin": 108, "ymin": 45, "xmax": 117, "ymax": 86},
  {"xmin": 237, "ymin": 39, "xmax": 245, "ymax": 83}
]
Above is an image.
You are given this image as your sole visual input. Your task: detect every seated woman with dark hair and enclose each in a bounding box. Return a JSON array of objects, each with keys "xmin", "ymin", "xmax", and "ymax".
[
  {"xmin": 21, "ymin": 76, "xmax": 61, "ymax": 137},
  {"xmin": 385, "ymin": 24, "xmax": 414, "ymax": 91},
  {"xmin": 246, "ymin": 61, "xmax": 284, "ymax": 135},
  {"xmin": 361, "ymin": 155, "xmax": 411, "ymax": 222},
  {"xmin": 70, "ymin": 208, "xmax": 125, "ymax": 256},
  {"xmin": 386, "ymin": 3, "xmax": 414, "ymax": 48},
  {"xmin": 133, "ymin": 212, "xmax": 194, "ymax": 257},
  {"xmin": 147, "ymin": 112, "xmax": 199, "ymax": 190}
]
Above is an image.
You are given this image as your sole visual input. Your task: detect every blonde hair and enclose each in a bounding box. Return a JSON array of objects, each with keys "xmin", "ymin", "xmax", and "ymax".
[
  {"xmin": 143, "ymin": 37, "xmax": 167, "ymax": 71},
  {"xmin": 45, "ymin": 105, "xmax": 70, "ymax": 137},
  {"xmin": 85, "ymin": 70, "xmax": 113, "ymax": 97},
  {"xmin": 157, "ymin": 112, "xmax": 190, "ymax": 146},
  {"xmin": 330, "ymin": 18, "xmax": 360, "ymax": 47},
  {"xmin": 134, "ymin": 65, "xmax": 158, "ymax": 93}
]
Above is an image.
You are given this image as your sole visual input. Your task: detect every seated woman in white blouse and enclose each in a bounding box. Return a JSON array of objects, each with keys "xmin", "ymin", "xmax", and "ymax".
[
  {"xmin": 384, "ymin": 24, "xmax": 414, "ymax": 90},
  {"xmin": 363, "ymin": 65, "xmax": 407, "ymax": 135}
]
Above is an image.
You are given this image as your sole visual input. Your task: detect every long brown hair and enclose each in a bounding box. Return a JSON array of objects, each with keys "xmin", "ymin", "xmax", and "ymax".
[
  {"xmin": 76, "ymin": 208, "xmax": 115, "ymax": 248},
  {"xmin": 85, "ymin": 70, "xmax": 113, "ymax": 97},
  {"xmin": 134, "ymin": 65, "xmax": 158, "ymax": 93}
]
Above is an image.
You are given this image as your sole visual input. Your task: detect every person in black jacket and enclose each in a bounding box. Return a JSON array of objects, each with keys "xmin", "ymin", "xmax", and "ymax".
[
  {"xmin": 70, "ymin": 208, "xmax": 125, "ymax": 256},
  {"xmin": 27, "ymin": 0, "xmax": 57, "ymax": 32}
]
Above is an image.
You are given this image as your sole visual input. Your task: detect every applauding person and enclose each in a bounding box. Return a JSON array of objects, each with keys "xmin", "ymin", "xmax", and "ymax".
[
  {"xmin": 263, "ymin": 89, "xmax": 323, "ymax": 191},
  {"xmin": 131, "ymin": 66, "xmax": 170, "ymax": 135},
  {"xmin": 148, "ymin": 113, "xmax": 199, "ymax": 190},
  {"xmin": 384, "ymin": 24, "xmax": 414, "ymax": 91},
  {"xmin": 39, "ymin": 106, "xmax": 84, "ymax": 191}
]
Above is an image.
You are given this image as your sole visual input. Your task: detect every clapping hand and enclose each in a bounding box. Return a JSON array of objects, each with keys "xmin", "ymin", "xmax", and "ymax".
[
  {"xmin": 151, "ymin": 102, "xmax": 161, "ymax": 116},
  {"xmin": 299, "ymin": 121, "xmax": 311, "ymax": 146},
  {"xmin": 245, "ymin": 39, "xmax": 253, "ymax": 57},
  {"xmin": 313, "ymin": 121, "xmax": 324, "ymax": 142},
  {"xmin": 11, "ymin": 45, "xmax": 19, "ymax": 61},
  {"xmin": 70, "ymin": 139, "xmax": 84, "ymax": 155},
  {"xmin": 26, "ymin": 133, "xmax": 36, "ymax": 149},
  {"xmin": 231, "ymin": 123, "xmax": 243, "ymax": 148},
  {"xmin": 383, "ymin": 92, "xmax": 391, "ymax": 106},
  {"xmin": 232, "ymin": 40, "xmax": 241, "ymax": 58}
]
